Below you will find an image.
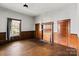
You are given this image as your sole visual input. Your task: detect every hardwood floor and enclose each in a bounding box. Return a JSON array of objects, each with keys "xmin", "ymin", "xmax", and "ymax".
[{"xmin": 0, "ymin": 39, "xmax": 77, "ymax": 56}]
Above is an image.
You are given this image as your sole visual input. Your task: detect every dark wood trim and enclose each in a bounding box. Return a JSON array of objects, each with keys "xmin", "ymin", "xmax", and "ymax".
[
  {"xmin": 7, "ymin": 18, "xmax": 21, "ymax": 21},
  {"xmin": 41, "ymin": 24, "xmax": 43, "ymax": 40},
  {"xmin": 0, "ymin": 32, "xmax": 6, "ymax": 40},
  {"xmin": 0, "ymin": 32, "xmax": 6, "ymax": 44},
  {"xmin": 21, "ymin": 31, "xmax": 35, "ymax": 40},
  {"xmin": 0, "ymin": 31, "xmax": 35, "ymax": 44},
  {"xmin": 42, "ymin": 22, "xmax": 54, "ymax": 25},
  {"xmin": 58, "ymin": 19, "xmax": 70, "ymax": 22}
]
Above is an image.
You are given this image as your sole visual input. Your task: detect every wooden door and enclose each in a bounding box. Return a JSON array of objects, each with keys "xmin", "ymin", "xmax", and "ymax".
[
  {"xmin": 57, "ymin": 19, "xmax": 70, "ymax": 47},
  {"xmin": 35, "ymin": 24, "xmax": 41, "ymax": 39},
  {"xmin": 58, "ymin": 19, "xmax": 70, "ymax": 37}
]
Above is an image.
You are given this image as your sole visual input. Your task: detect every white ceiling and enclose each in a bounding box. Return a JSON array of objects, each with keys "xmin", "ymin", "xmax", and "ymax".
[{"xmin": 0, "ymin": 3, "xmax": 75, "ymax": 16}]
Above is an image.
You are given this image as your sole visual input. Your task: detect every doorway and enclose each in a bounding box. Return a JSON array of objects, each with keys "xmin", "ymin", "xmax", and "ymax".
[
  {"xmin": 57, "ymin": 19, "xmax": 70, "ymax": 46},
  {"xmin": 58, "ymin": 19, "xmax": 70, "ymax": 37},
  {"xmin": 41, "ymin": 22, "xmax": 54, "ymax": 44}
]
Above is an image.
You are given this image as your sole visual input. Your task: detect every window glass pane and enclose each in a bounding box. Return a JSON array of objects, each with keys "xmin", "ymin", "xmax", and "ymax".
[{"xmin": 10, "ymin": 20, "xmax": 20, "ymax": 37}]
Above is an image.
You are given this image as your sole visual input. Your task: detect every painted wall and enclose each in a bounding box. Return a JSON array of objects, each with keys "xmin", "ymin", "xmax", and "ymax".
[
  {"xmin": 35, "ymin": 4, "xmax": 78, "ymax": 36},
  {"xmin": 0, "ymin": 7, "xmax": 35, "ymax": 32},
  {"xmin": 77, "ymin": 4, "xmax": 79, "ymax": 37},
  {"xmin": 0, "ymin": 4, "xmax": 78, "ymax": 37}
]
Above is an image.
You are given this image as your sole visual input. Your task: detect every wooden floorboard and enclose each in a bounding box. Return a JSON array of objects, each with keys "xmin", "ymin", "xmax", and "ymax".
[{"xmin": 0, "ymin": 39, "xmax": 77, "ymax": 56}]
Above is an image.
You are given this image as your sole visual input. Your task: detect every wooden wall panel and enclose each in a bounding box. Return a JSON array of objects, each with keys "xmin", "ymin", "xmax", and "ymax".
[
  {"xmin": 21, "ymin": 31, "xmax": 35, "ymax": 40},
  {"xmin": 0, "ymin": 31, "xmax": 78, "ymax": 51},
  {"xmin": 0, "ymin": 32, "xmax": 6, "ymax": 40},
  {"xmin": 0, "ymin": 32, "xmax": 6, "ymax": 44},
  {"xmin": 0, "ymin": 31, "xmax": 35, "ymax": 44},
  {"xmin": 54, "ymin": 32, "xmax": 78, "ymax": 49},
  {"xmin": 68, "ymin": 34, "xmax": 78, "ymax": 49}
]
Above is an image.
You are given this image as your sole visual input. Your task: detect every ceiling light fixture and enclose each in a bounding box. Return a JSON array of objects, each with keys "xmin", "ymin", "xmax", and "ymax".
[{"xmin": 23, "ymin": 3, "xmax": 28, "ymax": 8}]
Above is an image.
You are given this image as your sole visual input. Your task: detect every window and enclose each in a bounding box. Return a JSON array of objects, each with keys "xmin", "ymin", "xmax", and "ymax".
[
  {"xmin": 10, "ymin": 20, "xmax": 20, "ymax": 36},
  {"xmin": 7, "ymin": 18, "xmax": 21, "ymax": 40}
]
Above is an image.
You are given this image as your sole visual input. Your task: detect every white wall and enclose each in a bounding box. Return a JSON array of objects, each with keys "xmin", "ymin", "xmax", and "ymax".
[
  {"xmin": 35, "ymin": 4, "xmax": 78, "ymax": 36},
  {"xmin": 77, "ymin": 4, "xmax": 79, "ymax": 37},
  {"xmin": 0, "ymin": 7, "xmax": 35, "ymax": 32},
  {"xmin": 0, "ymin": 4, "xmax": 79, "ymax": 37}
]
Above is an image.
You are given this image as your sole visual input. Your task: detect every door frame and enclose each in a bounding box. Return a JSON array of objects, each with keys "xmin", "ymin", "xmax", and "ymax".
[
  {"xmin": 57, "ymin": 19, "xmax": 71, "ymax": 37},
  {"xmin": 41, "ymin": 22, "xmax": 54, "ymax": 44}
]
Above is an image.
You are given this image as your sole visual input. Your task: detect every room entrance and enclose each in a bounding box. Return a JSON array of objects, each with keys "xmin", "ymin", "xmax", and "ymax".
[
  {"xmin": 35, "ymin": 23, "xmax": 41, "ymax": 40},
  {"xmin": 57, "ymin": 19, "xmax": 70, "ymax": 46},
  {"xmin": 41, "ymin": 22, "xmax": 54, "ymax": 44},
  {"xmin": 58, "ymin": 19, "xmax": 70, "ymax": 38}
]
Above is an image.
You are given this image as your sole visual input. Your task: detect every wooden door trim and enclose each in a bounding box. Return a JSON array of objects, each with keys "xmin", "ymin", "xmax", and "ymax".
[{"xmin": 41, "ymin": 22, "xmax": 54, "ymax": 44}]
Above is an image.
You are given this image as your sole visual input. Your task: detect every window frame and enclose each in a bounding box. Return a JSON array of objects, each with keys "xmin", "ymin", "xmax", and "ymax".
[{"xmin": 7, "ymin": 18, "xmax": 21, "ymax": 40}]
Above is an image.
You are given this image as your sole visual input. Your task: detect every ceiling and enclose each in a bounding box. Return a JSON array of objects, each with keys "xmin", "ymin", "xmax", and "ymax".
[{"xmin": 0, "ymin": 3, "xmax": 75, "ymax": 16}]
